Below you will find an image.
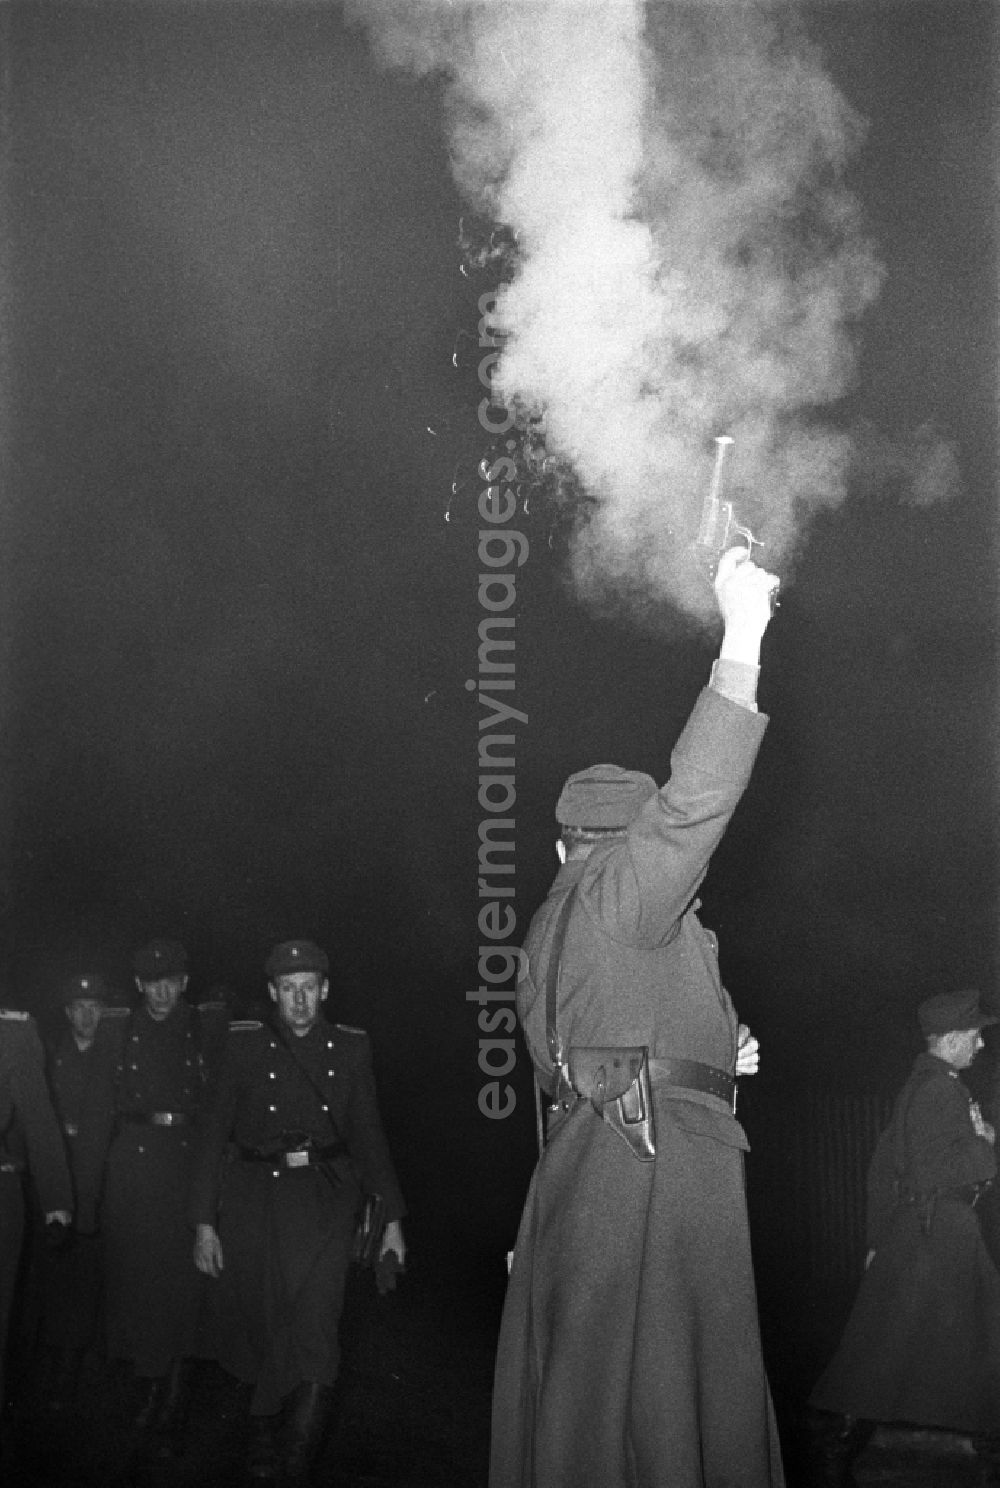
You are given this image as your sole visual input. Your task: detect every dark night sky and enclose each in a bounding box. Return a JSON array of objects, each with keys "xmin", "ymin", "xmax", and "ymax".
[{"xmin": 3, "ymin": 1, "xmax": 997, "ymax": 1252}]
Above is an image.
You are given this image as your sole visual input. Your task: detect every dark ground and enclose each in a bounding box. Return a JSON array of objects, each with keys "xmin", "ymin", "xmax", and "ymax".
[
  {"xmin": 2, "ymin": 1250, "xmax": 996, "ymax": 1488},
  {"xmin": 2, "ymin": 1256, "xmax": 500, "ymax": 1488}
]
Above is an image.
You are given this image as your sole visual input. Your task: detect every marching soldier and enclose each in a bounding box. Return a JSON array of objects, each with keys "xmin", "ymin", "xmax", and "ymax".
[
  {"xmin": 81, "ymin": 938, "xmax": 228, "ymax": 1449},
  {"xmin": 810, "ymin": 990, "xmax": 1000, "ymax": 1485},
  {"xmin": 0, "ymin": 1007, "xmax": 72, "ymax": 1422},
  {"xmin": 34, "ymin": 974, "xmax": 118, "ymax": 1408},
  {"xmin": 190, "ymin": 938, "xmax": 406, "ymax": 1486}
]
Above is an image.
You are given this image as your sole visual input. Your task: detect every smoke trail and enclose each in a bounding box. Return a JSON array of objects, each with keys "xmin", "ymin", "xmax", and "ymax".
[
  {"xmin": 850, "ymin": 419, "xmax": 963, "ymax": 509},
  {"xmin": 348, "ymin": 0, "xmax": 885, "ymax": 620}
]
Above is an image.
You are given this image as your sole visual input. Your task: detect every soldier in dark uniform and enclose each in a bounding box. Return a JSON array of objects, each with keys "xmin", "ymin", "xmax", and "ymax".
[
  {"xmin": 80, "ymin": 938, "xmax": 228, "ymax": 1447},
  {"xmin": 0, "ymin": 1008, "xmax": 72, "ymax": 1423},
  {"xmin": 190, "ymin": 938, "xmax": 406, "ymax": 1486},
  {"xmin": 809, "ymin": 989, "xmax": 1000, "ymax": 1485},
  {"xmin": 34, "ymin": 973, "xmax": 117, "ymax": 1408}
]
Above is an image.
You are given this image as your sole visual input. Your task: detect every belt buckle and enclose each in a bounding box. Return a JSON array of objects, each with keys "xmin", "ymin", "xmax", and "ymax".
[
  {"xmin": 284, "ymin": 1149, "xmax": 309, "ymax": 1169},
  {"xmin": 152, "ymin": 1111, "xmax": 175, "ymax": 1127}
]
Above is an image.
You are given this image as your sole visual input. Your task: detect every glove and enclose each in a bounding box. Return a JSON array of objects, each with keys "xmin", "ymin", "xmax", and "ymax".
[
  {"xmin": 374, "ymin": 1249, "xmax": 404, "ymax": 1296},
  {"xmin": 44, "ymin": 1216, "xmax": 74, "ymax": 1253}
]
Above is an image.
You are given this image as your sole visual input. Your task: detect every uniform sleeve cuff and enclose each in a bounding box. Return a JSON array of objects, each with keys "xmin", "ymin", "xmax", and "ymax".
[{"xmin": 710, "ymin": 657, "xmax": 759, "ymax": 711}]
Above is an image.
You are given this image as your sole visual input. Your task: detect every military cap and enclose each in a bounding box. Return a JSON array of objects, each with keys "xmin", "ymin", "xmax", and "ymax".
[
  {"xmin": 917, "ymin": 989, "xmax": 998, "ymax": 1037},
  {"xmin": 264, "ymin": 939, "xmax": 329, "ymax": 978},
  {"xmin": 133, "ymin": 938, "xmax": 188, "ymax": 981},
  {"xmin": 61, "ymin": 972, "xmax": 109, "ymax": 1007},
  {"xmin": 555, "ymin": 764, "xmax": 658, "ymax": 829}
]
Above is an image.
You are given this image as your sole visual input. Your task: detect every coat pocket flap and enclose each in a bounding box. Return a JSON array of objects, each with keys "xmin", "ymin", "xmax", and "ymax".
[
  {"xmin": 567, "ymin": 1046, "xmax": 648, "ymax": 1107},
  {"xmin": 664, "ymin": 1092, "xmax": 750, "ymax": 1151}
]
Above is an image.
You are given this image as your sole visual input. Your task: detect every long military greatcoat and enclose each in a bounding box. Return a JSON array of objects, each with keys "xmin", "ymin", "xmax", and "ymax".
[
  {"xmin": 811, "ymin": 1052, "xmax": 1000, "ymax": 1433},
  {"xmin": 82, "ymin": 999, "xmax": 228, "ymax": 1376},
  {"xmin": 490, "ymin": 686, "xmax": 784, "ymax": 1488},
  {"xmin": 0, "ymin": 1012, "xmax": 72, "ymax": 1408},
  {"xmin": 188, "ymin": 1014, "xmax": 405, "ymax": 1414},
  {"xmin": 37, "ymin": 1026, "xmax": 119, "ymax": 1352}
]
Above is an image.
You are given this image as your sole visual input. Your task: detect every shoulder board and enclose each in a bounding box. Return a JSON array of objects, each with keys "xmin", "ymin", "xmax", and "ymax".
[
  {"xmin": 0, "ymin": 1008, "xmax": 30, "ymax": 1022},
  {"xmin": 101, "ymin": 1006, "xmax": 131, "ymax": 1020},
  {"xmin": 229, "ymin": 1019, "xmax": 263, "ymax": 1032},
  {"xmin": 334, "ymin": 1022, "xmax": 367, "ymax": 1036},
  {"xmin": 196, "ymin": 1000, "xmax": 228, "ymax": 1013}
]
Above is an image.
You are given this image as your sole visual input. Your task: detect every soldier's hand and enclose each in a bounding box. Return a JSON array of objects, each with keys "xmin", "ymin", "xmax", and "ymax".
[
  {"xmin": 194, "ymin": 1222, "xmax": 224, "ymax": 1277},
  {"xmin": 715, "ymin": 548, "xmax": 779, "ymax": 659},
  {"xmin": 970, "ymin": 1101, "xmax": 996, "ymax": 1145},
  {"xmin": 736, "ymin": 1023, "xmax": 760, "ymax": 1077},
  {"xmin": 44, "ymin": 1212, "xmax": 74, "ymax": 1252},
  {"xmin": 380, "ymin": 1219, "xmax": 406, "ymax": 1268}
]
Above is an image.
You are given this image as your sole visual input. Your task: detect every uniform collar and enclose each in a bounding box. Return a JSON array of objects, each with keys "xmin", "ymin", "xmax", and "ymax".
[{"xmin": 915, "ymin": 1050, "xmax": 960, "ymax": 1078}]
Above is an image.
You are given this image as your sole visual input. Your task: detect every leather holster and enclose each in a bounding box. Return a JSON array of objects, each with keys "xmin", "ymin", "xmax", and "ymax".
[{"xmin": 567, "ymin": 1046, "xmax": 656, "ymax": 1162}]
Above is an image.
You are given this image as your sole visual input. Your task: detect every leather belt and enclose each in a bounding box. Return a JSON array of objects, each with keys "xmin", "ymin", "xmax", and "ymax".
[
  {"xmin": 238, "ymin": 1140, "xmax": 347, "ymax": 1170},
  {"xmin": 648, "ymin": 1057, "xmax": 736, "ymax": 1108},
  {"xmin": 121, "ymin": 1111, "xmax": 190, "ymax": 1127}
]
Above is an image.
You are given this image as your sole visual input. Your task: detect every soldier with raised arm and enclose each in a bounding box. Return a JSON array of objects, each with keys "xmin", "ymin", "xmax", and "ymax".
[{"xmin": 490, "ymin": 549, "xmax": 784, "ymax": 1488}]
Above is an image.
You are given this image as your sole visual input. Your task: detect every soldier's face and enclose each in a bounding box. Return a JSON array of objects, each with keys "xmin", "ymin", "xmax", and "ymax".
[
  {"xmin": 270, "ymin": 972, "xmax": 328, "ymax": 1036},
  {"xmin": 65, "ymin": 998, "xmax": 103, "ymax": 1042},
  {"xmin": 945, "ymin": 1027, "xmax": 984, "ymax": 1069},
  {"xmin": 137, "ymin": 975, "xmax": 187, "ymax": 1021}
]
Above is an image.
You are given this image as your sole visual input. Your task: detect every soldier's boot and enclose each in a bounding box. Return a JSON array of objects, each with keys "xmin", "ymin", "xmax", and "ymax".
[
  {"xmin": 973, "ymin": 1434, "xmax": 1000, "ymax": 1486},
  {"xmin": 46, "ymin": 1346, "xmax": 84, "ymax": 1411},
  {"xmin": 131, "ymin": 1374, "xmax": 167, "ymax": 1432},
  {"xmin": 245, "ymin": 1413, "xmax": 282, "ymax": 1483},
  {"xmin": 806, "ymin": 1411, "xmax": 872, "ymax": 1488},
  {"xmin": 151, "ymin": 1357, "xmax": 191, "ymax": 1456},
  {"xmin": 279, "ymin": 1381, "xmax": 334, "ymax": 1487}
]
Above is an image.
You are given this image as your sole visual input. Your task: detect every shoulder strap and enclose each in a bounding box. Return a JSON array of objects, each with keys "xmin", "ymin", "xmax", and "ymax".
[
  {"xmin": 534, "ymin": 884, "xmax": 579, "ymax": 1156},
  {"xmin": 545, "ymin": 884, "xmax": 578, "ymax": 1069}
]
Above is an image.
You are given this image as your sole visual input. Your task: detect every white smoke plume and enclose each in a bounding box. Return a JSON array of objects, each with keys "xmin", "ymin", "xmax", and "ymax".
[
  {"xmin": 347, "ymin": 0, "xmax": 888, "ymax": 620},
  {"xmin": 850, "ymin": 419, "xmax": 963, "ymax": 510}
]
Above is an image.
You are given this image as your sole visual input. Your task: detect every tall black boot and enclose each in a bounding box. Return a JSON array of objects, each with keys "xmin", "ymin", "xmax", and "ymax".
[
  {"xmin": 45, "ymin": 1346, "xmax": 84, "ymax": 1411},
  {"xmin": 280, "ymin": 1382, "xmax": 334, "ymax": 1487},
  {"xmin": 973, "ymin": 1434, "xmax": 1000, "ymax": 1486},
  {"xmin": 806, "ymin": 1410, "xmax": 872, "ymax": 1488},
  {"xmin": 245, "ymin": 1412, "xmax": 281, "ymax": 1483},
  {"xmin": 151, "ymin": 1357, "xmax": 190, "ymax": 1456},
  {"xmin": 132, "ymin": 1374, "xmax": 167, "ymax": 1431}
]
